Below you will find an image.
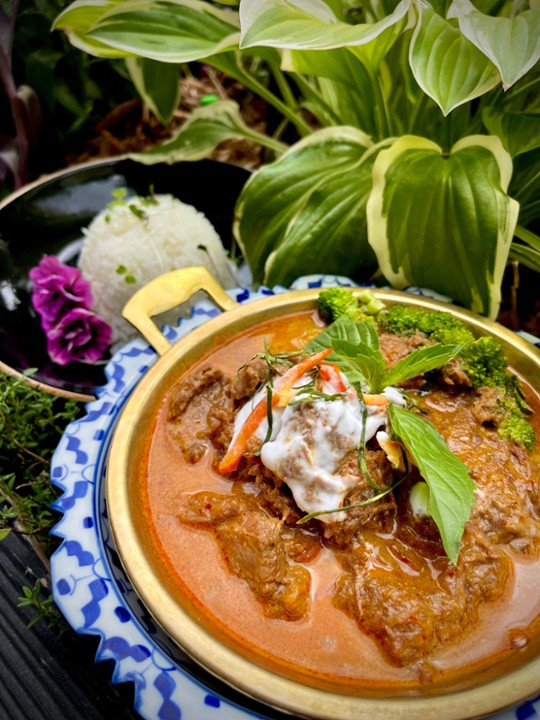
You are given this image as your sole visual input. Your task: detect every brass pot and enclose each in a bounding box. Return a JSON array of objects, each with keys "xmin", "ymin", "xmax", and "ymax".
[{"xmin": 107, "ymin": 266, "xmax": 540, "ymax": 720}]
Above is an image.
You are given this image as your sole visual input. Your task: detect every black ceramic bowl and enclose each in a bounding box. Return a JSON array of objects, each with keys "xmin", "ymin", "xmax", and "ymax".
[{"xmin": 0, "ymin": 157, "xmax": 250, "ymax": 400}]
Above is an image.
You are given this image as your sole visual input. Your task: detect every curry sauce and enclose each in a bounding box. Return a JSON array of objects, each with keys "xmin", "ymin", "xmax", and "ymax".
[{"xmin": 137, "ymin": 310, "xmax": 540, "ymax": 695}]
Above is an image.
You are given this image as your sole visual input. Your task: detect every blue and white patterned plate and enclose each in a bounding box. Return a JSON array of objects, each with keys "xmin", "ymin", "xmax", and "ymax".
[{"xmin": 50, "ymin": 275, "xmax": 540, "ymax": 720}]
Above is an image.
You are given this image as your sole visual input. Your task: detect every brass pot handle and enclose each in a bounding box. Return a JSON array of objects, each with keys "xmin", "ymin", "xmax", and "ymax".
[{"xmin": 122, "ymin": 266, "xmax": 239, "ymax": 356}]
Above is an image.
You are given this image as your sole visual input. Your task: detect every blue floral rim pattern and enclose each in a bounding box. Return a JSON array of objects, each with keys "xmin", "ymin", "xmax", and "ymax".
[{"xmin": 50, "ymin": 275, "xmax": 540, "ymax": 720}]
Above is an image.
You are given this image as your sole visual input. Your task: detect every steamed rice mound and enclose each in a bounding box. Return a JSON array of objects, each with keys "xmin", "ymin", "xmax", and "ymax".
[{"xmin": 78, "ymin": 193, "xmax": 237, "ymax": 346}]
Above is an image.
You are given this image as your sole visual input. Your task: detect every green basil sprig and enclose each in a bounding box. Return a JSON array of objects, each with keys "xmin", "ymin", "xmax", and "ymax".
[
  {"xmin": 388, "ymin": 405, "xmax": 475, "ymax": 564},
  {"xmin": 308, "ymin": 319, "xmax": 475, "ymax": 563},
  {"xmin": 308, "ymin": 318, "xmax": 464, "ymax": 393}
]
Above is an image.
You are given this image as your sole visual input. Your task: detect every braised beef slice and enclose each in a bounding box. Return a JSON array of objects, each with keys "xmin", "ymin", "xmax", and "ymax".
[
  {"xmin": 167, "ymin": 366, "xmax": 234, "ymax": 462},
  {"xmin": 322, "ymin": 448, "xmax": 397, "ymax": 547},
  {"xmin": 178, "ymin": 490, "xmax": 316, "ymax": 620},
  {"xmin": 439, "ymin": 357, "xmax": 473, "ymax": 387},
  {"xmin": 231, "ymin": 358, "xmax": 268, "ymax": 400},
  {"xmin": 334, "ymin": 535, "xmax": 511, "ymax": 667},
  {"xmin": 379, "ymin": 331, "xmax": 429, "ymax": 366},
  {"xmin": 471, "ymin": 386, "xmax": 505, "ymax": 425}
]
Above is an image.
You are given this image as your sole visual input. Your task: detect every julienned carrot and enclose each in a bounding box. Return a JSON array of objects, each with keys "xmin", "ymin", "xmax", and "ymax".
[
  {"xmin": 318, "ymin": 362, "xmax": 347, "ymax": 393},
  {"xmin": 218, "ymin": 347, "xmax": 332, "ymax": 473}
]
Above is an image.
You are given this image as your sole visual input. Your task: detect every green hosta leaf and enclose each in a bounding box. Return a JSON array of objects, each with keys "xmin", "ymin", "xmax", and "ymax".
[
  {"xmin": 482, "ymin": 107, "xmax": 540, "ymax": 158},
  {"xmin": 263, "ymin": 149, "xmax": 380, "ymax": 286},
  {"xmin": 388, "ymin": 404, "xmax": 475, "ymax": 564},
  {"xmin": 448, "ymin": 0, "xmax": 540, "ymax": 89},
  {"xmin": 56, "ymin": 0, "xmax": 240, "ymax": 61},
  {"xmin": 234, "ymin": 127, "xmax": 380, "ymax": 285},
  {"xmin": 348, "ymin": 10, "xmax": 410, "ymax": 69},
  {"xmin": 125, "ymin": 57, "xmax": 180, "ymax": 125},
  {"xmin": 409, "ymin": 4, "xmax": 499, "ymax": 115},
  {"xmin": 130, "ymin": 99, "xmax": 286, "ymax": 163},
  {"xmin": 282, "ymin": 47, "xmax": 378, "ymax": 132},
  {"xmin": 239, "ymin": 0, "xmax": 411, "ymax": 55},
  {"xmin": 366, "ymin": 135, "xmax": 519, "ymax": 319},
  {"xmin": 53, "ymin": 0, "xmax": 133, "ymax": 57}
]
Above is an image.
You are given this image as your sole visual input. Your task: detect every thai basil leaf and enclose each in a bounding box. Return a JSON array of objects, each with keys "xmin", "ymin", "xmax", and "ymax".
[
  {"xmin": 409, "ymin": 4, "xmax": 499, "ymax": 116},
  {"xmin": 388, "ymin": 404, "xmax": 475, "ymax": 564},
  {"xmin": 306, "ymin": 318, "xmax": 380, "ymax": 388},
  {"xmin": 332, "ymin": 338, "xmax": 386, "ymax": 392},
  {"xmin": 330, "ymin": 336, "xmax": 462, "ymax": 393},
  {"xmin": 307, "ymin": 318, "xmax": 380, "ymax": 353},
  {"xmin": 383, "ymin": 343, "xmax": 463, "ymax": 388},
  {"xmin": 448, "ymin": 0, "xmax": 540, "ymax": 89},
  {"xmin": 308, "ymin": 319, "xmax": 461, "ymax": 393},
  {"xmin": 366, "ymin": 135, "xmax": 519, "ymax": 319}
]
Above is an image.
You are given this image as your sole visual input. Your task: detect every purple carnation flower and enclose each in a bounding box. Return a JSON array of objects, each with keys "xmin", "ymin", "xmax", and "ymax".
[
  {"xmin": 46, "ymin": 307, "xmax": 112, "ymax": 366},
  {"xmin": 29, "ymin": 255, "xmax": 93, "ymax": 329}
]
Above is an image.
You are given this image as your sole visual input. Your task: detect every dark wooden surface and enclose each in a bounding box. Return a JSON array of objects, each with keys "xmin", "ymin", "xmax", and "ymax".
[{"xmin": 0, "ymin": 530, "xmax": 139, "ymax": 720}]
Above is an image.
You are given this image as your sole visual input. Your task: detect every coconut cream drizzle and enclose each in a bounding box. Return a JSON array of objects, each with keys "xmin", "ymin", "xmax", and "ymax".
[{"xmin": 230, "ymin": 369, "xmax": 406, "ymax": 522}]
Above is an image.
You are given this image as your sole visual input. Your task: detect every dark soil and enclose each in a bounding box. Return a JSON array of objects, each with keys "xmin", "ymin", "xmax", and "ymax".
[{"xmin": 65, "ymin": 72, "xmax": 267, "ymax": 170}]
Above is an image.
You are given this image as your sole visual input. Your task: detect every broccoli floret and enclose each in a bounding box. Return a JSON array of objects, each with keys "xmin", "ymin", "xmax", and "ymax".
[
  {"xmin": 380, "ymin": 305, "xmax": 474, "ymax": 345},
  {"xmin": 495, "ymin": 395, "xmax": 536, "ymax": 450},
  {"xmin": 317, "ymin": 287, "xmax": 384, "ymax": 324},
  {"xmin": 460, "ymin": 336, "xmax": 513, "ymax": 390},
  {"xmin": 499, "ymin": 414, "xmax": 535, "ymax": 450},
  {"xmin": 378, "ymin": 305, "xmax": 425, "ymax": 336},
  {"xmin": 380, "ymin": 307, "xmax": 519, "ymax": 390}
]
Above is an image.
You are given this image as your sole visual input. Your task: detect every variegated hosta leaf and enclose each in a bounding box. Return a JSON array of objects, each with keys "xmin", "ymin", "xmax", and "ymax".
[
  {"xmin": 366, "ymin": 135, "xmax": 519, "ymax": 319},
  {"xmin": 234, "ymin": 127, "xmax": 381, "ymax": 285},
  {"xmin": 448, "ymin": 0, "xmax": 540, "ymax": 89},
  {"xmin": 239, "ymin": 0, "xmax": 411, "ymax": 55},
  {"xmin": 409, "ymin": 5, "xmax": 500, "ymax": 115},
  {"xmin": 130, "ymin": 99, "xmax": 286, "ymax": 164},
  {"xmin": 482, "ymin": 107, "xmax": 540, "ymax": 158},
  {"xmin": 53, "ymin": 0, "xmax": 134, "ymax": 57},
  {"xmin": 282, "ymin": 48, "xmax": 378, "ymax": 133},
  {"xmin": 55, "ymin": 0, "xmax": 240, "ymax": 61},
  {"xmin": 125, "ymin": 57, "xmax": 180, "ymax": 125}
]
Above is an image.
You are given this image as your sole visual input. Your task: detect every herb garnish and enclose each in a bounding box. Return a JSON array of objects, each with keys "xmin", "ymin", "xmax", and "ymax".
[
  {"xmin": 388, "ymin": 405, "xmax": 476, "ymax": 564},
  {"xmin": 306, "ymin": 318, "xmax": 474, "ymax": 564},
  {"xmin": 308, "ymin": 318, "xmax": 464, "ymax": 394},
  {"xmin": 297, "ymin": 477, "xmax": 405, "ymax": 525}
]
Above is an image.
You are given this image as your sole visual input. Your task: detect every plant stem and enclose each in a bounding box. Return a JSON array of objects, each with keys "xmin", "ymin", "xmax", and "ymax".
[
  {"xmin": 211, "ymin": 53, "xmax": 313, "ymax": 137},
  {"xmin": 365, "ymin": 62, "xmax": 391, "ymax": 139}
]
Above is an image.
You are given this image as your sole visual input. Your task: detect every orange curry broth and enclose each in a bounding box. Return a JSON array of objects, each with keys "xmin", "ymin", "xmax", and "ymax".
[{"xmin": 134, "ymin": 311, "xmax": 540, "ymax": 696}]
